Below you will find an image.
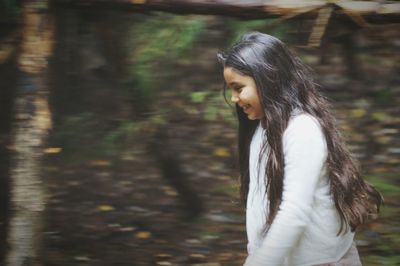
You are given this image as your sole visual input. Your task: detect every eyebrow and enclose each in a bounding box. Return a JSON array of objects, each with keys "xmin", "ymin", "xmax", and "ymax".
[{"xmin": 228, "ymin": 81, "xmax": 242, "ymax": 87}]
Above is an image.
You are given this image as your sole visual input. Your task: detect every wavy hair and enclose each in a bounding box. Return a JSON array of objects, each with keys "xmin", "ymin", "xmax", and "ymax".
[{"xmin": 217, "ymin": 32, "xmax": 383, "ymax": 234}]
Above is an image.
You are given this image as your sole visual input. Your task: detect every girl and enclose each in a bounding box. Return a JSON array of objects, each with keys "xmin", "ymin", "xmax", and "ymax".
[{"xmin": 217, "ymin": 32, "xmax": 382, "ymax": 266}]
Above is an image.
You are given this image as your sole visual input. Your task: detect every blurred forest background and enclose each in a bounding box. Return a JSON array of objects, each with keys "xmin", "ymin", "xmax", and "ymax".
[{"xmin": 0, "ymin": 0, "xmax": 399, "ymax": 265}]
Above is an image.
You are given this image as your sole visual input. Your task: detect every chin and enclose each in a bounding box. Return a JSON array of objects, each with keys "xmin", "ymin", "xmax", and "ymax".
[
  {"xmin": 247, "ymin": 114, "xmax": 262, "ymax": 120},
  {"xmin": 247, "ymin": 115, "xmax": 257, "ymax": 120}
]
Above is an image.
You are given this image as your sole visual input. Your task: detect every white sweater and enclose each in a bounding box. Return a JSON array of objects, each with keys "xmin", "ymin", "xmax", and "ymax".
[{"xmin": 244, "ymin": 114, "xmax": 354, "ymax": 266}]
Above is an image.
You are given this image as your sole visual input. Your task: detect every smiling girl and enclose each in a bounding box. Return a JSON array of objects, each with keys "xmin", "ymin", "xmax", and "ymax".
[{"xmin": 217, "ymin": 32, "xmax": 382, "ymax": 266}]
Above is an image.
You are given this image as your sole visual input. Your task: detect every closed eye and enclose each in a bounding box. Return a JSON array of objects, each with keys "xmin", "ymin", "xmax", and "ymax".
[
  {"xmin": 229, "ymin": 82, "xmax": 243, "ymax": 93},
  {"xmin": 233, "ymin": 86, "xmax": 243, "ymax": 93}
]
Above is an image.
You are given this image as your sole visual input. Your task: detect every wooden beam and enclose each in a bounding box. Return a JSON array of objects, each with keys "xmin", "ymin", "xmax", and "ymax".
[
  {"xmin": 53, "ymin": 0, "xmax": 400, "ymax": 23},
  {"xmin": 308, "ymin": 6, "xmax": 333, "ymax": 48}
]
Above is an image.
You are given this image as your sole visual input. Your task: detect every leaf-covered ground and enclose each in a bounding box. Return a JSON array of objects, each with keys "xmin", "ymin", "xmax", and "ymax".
[{"xmin": 15, "ymin": 16, "xmax": 397, "ymax": 266}]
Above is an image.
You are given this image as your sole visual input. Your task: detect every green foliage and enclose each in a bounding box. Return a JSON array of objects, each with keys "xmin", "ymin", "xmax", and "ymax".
[
  {"xmin": 190, "ymin": 91, "xmax": 210, "ymax": 103},
  {"xmin": 48, "ymin": 15, "xmax": 298, "ymax": 167},
  {"xmin": 225, "ymin": 19, "xmax": 272, "ymax": 46},
  {"xmin": 0, "ymin": 0, "xmax": 20, "ymax": 17},
  {"xmin": 48, "ymin": 113, "xmax": 105, "ymax": 162},
  {"xmin": 48, "ymin": 109, "xmax": 171, "ymax": 165},
  {"xmin": 190, "ymin": 90, "xmax": 236, "ymax": 125},
  {"xmin": 365, "ymin": 175, "xmax": 400, "ymax": 197},
  {"xmin": 362, "ymin": 255, "xmax": 400, "ymax": 266},
  {"xmin": 132, "ymin": 13, "xmax": 205, "ymax": 59},
  {"xmin": 371, "ymin": 111, "xmax": 393, "ymax": 122},
  {"xmin": 127, "ymin": 13, "xmax": 206, "ymax": 108},
  {"xmin": 369, "ymin": 89, "xmax": 396, "ymax": 105},
  {"xmin": 224, "ymin": 18, "xmax": 294, "ymax": 48}
]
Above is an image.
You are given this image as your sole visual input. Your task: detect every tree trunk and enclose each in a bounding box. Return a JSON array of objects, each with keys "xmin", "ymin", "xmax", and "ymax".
[
  {"xmin": 5, "ymin": 1, "xmax": 54, "ymax": 265},
  {"xmin": 148, "ymin": 125, "xmax": 204, "ymax": 219},
  {"xmin": 342, "ymin": 33, "xmax": 361, "ymax": 79},
  {"xmin": 0, "ymin": 33, "xmax": 18, "ymax": 265}
]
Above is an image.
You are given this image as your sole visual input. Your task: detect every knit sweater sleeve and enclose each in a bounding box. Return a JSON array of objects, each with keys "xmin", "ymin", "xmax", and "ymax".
[{"xmin": 244, "ymin": 114, "xmax": 328, "ymax": 266}]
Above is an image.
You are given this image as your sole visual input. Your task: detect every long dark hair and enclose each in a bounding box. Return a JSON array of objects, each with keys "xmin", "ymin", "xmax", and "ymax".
[{"xmin": 217, "ymin": 32, "xmax": 383, "ymax": 234}]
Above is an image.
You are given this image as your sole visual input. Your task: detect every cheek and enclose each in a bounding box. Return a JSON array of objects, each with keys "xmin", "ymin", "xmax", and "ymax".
[
  {"xmin": 250, "ymin": 90, "xmax": 262, "ymax": 105},
  {"xmin": 241, "ymin": 88, "xmax": 255, "ymax": 99},
  {"xmin": 252, "ymin": 93, "xmax": 263, "ymax": 112}
]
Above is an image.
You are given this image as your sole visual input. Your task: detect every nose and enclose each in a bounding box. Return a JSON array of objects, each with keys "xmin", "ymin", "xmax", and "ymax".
[{"xmin": 231, "ymin": 92, "xmax": 239, "ymax": 103}]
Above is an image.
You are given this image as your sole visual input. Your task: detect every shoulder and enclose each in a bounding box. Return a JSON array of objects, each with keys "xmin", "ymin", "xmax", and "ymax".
[
  {"xmin": 283, "ymin": 113, "xmax": 327, "ymax": 151},
  {"xmin": 286, "ymin": 113, "xmax": 322, "ymax": 135}
]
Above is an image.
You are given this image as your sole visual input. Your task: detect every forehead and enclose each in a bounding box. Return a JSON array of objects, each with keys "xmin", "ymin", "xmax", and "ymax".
[
  {"xmin": 223, "ymin": 67, "xmax": 253, "ymax": 85},
  {"xmin": 223, "ymin": 67, "xmax": 241, "ymax": 80}
]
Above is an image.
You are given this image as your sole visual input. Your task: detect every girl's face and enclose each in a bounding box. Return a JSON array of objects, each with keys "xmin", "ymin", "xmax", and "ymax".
[{"xmin": 223, "ymin": 67, "xmax": 264, "ymax": 120}]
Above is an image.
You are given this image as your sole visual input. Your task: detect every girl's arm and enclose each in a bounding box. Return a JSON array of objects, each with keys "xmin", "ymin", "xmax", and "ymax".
[{"xmin": 244, "ymin": 114, "xmax": 328, "ymax": 266}]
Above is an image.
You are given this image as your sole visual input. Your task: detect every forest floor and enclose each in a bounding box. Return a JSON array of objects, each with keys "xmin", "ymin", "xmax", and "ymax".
[
  {"xmin": 40, "ymin": 41, "xmax": 400, "ymax": 266},
  {"xmin": 1, "ymin": 14, "xmax": 398, "ymax": 265}
]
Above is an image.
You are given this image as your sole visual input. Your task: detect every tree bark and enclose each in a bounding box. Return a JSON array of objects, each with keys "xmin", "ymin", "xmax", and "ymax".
[{"xmin": 5, "ymin": 1, "xmax": 54, "ymax": 265}]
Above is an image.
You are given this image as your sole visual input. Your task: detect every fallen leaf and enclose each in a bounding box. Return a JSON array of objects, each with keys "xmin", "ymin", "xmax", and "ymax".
[
  {"xmin": 67, "ymin": 181, "xmax": 80, "ymax": 186},
  {"xmin": 44, "ymin": 147, "xmax": 62, "ymax": 154},
  {"xmin": 191, "ymin": 263, "xmax": 221, "ymax": 266},
  {"xmin": 172, "ymin": 99, "xmax": 184, "ymax": 108},
  {"xmin": 119, "ymin": 227, "xmax": 136, "ymax": 232},
  {"xmin": 217, "ymin": 175, "xmax": 232, "ymax": 181},
  {"xmin": 185, "ymin": 238, "xmax": 201, "ymax": 244},
  {"xmin": 338, "ymin": 123, "xmax": 352, "ymax": 132},
  {"xmin": 162, "ymin": 186, "xmax": 178, "ymax": 196},
  {"xmin": 213, "ymin": 148, "xmax": 230, "ymax": 157},
  {"xmin": 136, "ymin": 231, "xmax": 152, "ymax": 239},
  {"xmin": 156, "ymin": 253, "xmax": 172, "ymax": 259},
  {"xmin": 130, "ymin": 0, "xmax": 147, "ymax": 4},
  {"xmin": 90, "ymin": 160, "xmax": 112, "ymax": 166},
  {"xmin": 97, "ymin": 205, "xmax": 115, "ymax": 212},
  {"xmin": 107, "ymin": 223, "xmax": 120, "ymax": 228},
  {"xmin": 371, "ymin": 111, "xmax": 392, "ymax": 122},
  {"xmin": 74, "ymin": 256, "xmax": 90, "ymax": 261},
  {"xmin": 375, "ymin": 136, "xmax": 391, "ymax": 144},
  {"xmin": 350, "ymin": 108, "xmax": 367, "ymax": 118},
  {"xmin": 388, "ymin": 158, "xmax": 400, "ymax": 164},
  {"xmin": 371, "ymin": 167, "xmax": 389, "ymax": 174},
  {"xmin": 189, "ymin": 253, "xmax": 206, "ymax": 260},
  {"xmin": 218, "ymin": 252, "xmax": 233, "ymax": 260},
  {"xmin": 156, "ymin": 262, "xmax": 172, "ymax": 266}
]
